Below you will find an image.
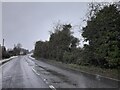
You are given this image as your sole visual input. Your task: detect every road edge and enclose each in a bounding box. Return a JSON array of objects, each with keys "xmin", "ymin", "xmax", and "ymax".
[{"xmin": 28, "ymin": 55, "xmax": 120, "ymax": 82}]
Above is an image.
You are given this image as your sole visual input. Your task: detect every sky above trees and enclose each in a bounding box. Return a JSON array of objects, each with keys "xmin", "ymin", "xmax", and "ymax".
[{"xmin": 2, "ymin": 2, "xmax": 88, "ymax": 50}]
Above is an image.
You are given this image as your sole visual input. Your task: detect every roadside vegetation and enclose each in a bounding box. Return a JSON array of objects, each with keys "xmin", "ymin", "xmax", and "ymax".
[
  {"xmin": 1, "ymin": 43, "xmax": 29, "ymax": 59},
  {"xmin": 33, "ymin": 3, "xmax": 120, "ymax": 79}
]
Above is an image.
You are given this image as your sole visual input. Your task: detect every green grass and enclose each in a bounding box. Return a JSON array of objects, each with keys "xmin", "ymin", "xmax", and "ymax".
[
  {"xmin": 68, "ymin": 63, "xmax": 119, "ymax": 80},
  {"xmin": 34, "ymin": 56, "xmax": 119, "ymax": 80}
]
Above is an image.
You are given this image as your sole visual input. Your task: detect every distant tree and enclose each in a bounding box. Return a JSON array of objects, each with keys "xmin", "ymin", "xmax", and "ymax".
[
  {"xmin": 13, "ymin": 43, "xmax": 22, "ymax": 55},
  {"xmin": 34, "ymin": 23, "xmax": 80, "ymax": 63},
  {"xmin": 49, "ymin": 24, "xmax": 79, "ymax": 62},
  {"xmin": 16, "ymin": 43, "xmax": 22, "ymax": 49},
  {"xmin": 2, "ymin": 46, "xmax": 10, "ymax": 59},
  {"xmin": 34, "ymin": 41, "xmax": 49, "ymax": 58}
]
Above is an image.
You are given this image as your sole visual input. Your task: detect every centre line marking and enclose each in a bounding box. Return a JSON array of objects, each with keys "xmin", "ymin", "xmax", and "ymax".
[
  {"xmin": 31, "ymin": 67, "xmax": 40, "ymax": 76},
  {"xmin": 49, "ymin": 85, "xmax": 56, "ymax": 90}
]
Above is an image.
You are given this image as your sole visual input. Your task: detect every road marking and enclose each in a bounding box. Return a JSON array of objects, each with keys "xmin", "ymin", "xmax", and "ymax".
[
  {"xmin": 95, "ymin": 74, "xmax": 120, "ymax": 82},
  {"xmin": 0, "ymin": 59, "xmax": 12, "ymax": 68},
  {"xmin": 29, "ymin": 56, "xmax": 35, "ymax": 60},
  {"xmin": 0, "ymin": 56, "xmax": 18, "ymax": 68},
  {"xmin": 44, "ymin": 79, "xmax": 49, "ymax": 84},
  {"xmin": 49, "ymin": 85, "xmax": 56, "ymax": 90},
  {"xmin": 31, "ymin": 67, "xmax": 40, "ymax": 76},
  {"xmin": 44, "ymin": 79, "xmax": 46, "ymax": 81},
  {"xmin": 0, "ymin": 61, "xmax": 9, "ymax": 68},
  {"xmin": 30, "ymin": 57, "xmax": 56, "ymax": 90}
]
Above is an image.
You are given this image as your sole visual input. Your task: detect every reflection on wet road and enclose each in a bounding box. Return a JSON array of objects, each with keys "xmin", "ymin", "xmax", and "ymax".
[{"xmin": 1, "ymin": 55, "xmax": 119, "ymax": 89}]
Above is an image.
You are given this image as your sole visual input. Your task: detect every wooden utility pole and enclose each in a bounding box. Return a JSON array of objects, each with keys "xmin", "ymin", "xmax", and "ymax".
[
  {"xmin": 0, "ymin": 44, "xmax": 2, "ymax": 60},
  {"xmin": 2, "ymin": 39, "xmax": 4, "ymax": 46}
]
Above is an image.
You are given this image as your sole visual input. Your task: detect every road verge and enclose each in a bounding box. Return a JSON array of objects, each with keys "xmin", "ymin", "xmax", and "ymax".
[
  {"xmin": 28, "ymin": 56, "xmax": 120, "ymax": 84},
  {"xmin": 0, "ymin": 56, "xmax": 18, "ymax": 65}
]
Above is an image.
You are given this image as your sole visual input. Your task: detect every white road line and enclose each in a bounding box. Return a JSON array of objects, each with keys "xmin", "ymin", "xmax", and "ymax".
[
  {"xmin": 30, "ymin": 58, "xmax": 56, "ymax": 90},
  {"xmin": 31, "ymin": 67, "xmax": 40, "ymax": 76},
  {"xmin": 28, "ymin": 56, "xmax": 35, "ymax": 60},
  {"xmin": 0, "ymin": 59, "xmax": 12, "ymax": 68},
  {"xmin": 44, "ymin": 79, "xmax": 46, "ymax": 81},
  {"xmin": 43, "ymin": 79, "xmax": 49, "ymax": 84},
  {"xmin": 0, "ymin": 56, "xmax": 18, "ymax": 68},
  {"xmin": 0, "ymin": 61, "xmax": 9, "ymax": 68},
  {"xmin": 49, "ymin": 85, "xmax": 56, "ymax": 90},
  {"xmin": 95, "ymin": 74, "xmax": 120, "ymax": 82}
]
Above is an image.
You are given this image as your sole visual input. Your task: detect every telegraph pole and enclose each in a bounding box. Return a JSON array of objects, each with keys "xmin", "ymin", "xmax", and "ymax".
[
  {"xmin": 0, "ymin": 44, "xmax": 1, "ymax": 60},
  {"xmin": 2, "ymin": 39, "xmax": 4, "ymax": 46}
]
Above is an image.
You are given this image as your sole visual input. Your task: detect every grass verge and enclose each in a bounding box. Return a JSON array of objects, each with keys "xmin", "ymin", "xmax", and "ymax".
[
  {"xmin": 33, "ymin": 56, "xmax": 119, "ymax": 80},
  {"xmin": 68, "ymin": 63, "xmax": 119, "ymax": 80}
]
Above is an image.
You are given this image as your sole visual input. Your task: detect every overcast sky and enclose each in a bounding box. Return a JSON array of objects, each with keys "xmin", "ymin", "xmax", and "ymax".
[{"xmin": 2, "ymin": 2, "xmax": 88, "ymax": 50}]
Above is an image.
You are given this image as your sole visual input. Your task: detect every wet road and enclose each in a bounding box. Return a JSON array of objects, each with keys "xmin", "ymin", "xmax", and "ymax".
[
  {"xmin": 2, "ymin": 55, "xmax": 119, "ymax": 89},
  {"xmin": 2, "ymin": 56, "xmax": 49, "ymax": 88}
]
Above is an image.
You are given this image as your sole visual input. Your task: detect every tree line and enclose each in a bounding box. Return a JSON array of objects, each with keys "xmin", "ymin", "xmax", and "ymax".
[
  {"xmin": 33, "ymin": 3, "xmax": 120, "ymax": 69},
  {"xmin": 1, "ymin": 43, "xmax": 29, "ymax": 59}
]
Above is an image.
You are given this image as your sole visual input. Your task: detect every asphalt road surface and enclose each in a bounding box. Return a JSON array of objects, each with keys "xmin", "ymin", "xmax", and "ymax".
[{"xmin": 1, "ymin": 55, "xmax": 119, "ymax": 89}]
